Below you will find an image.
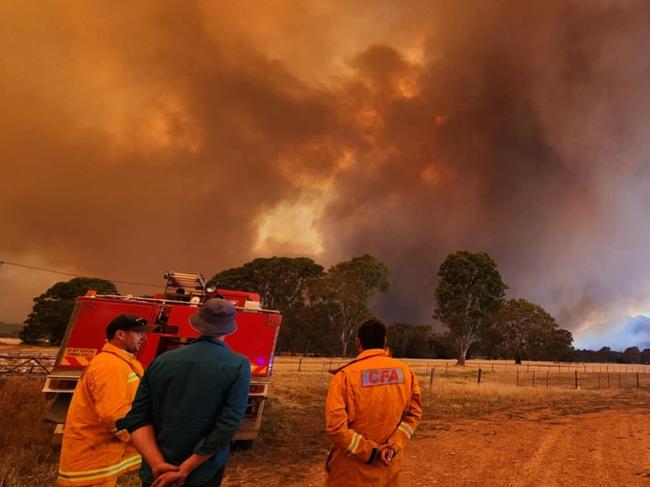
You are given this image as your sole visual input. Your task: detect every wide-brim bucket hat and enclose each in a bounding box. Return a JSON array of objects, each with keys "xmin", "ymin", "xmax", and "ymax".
[{"xmin": 189, "ymin": 298, "xmax": 237, "ymax": 336}]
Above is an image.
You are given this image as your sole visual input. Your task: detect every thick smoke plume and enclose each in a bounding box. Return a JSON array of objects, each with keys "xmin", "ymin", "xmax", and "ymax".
[{"xmin": 1, "ymin": 1, "xmax": 649, "ymax": 348}]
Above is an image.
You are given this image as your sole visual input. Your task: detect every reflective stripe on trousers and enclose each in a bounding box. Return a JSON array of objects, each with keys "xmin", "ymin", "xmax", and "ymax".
[{"xmin": 57, "ymin": 454, "xmax": 141, "ymax": 485}]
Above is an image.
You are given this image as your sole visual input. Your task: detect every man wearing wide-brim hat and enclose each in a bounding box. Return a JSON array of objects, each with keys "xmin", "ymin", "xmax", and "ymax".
[{"xmin": 117, "ymin": 298, "xmax": 251, "ymax": 487}]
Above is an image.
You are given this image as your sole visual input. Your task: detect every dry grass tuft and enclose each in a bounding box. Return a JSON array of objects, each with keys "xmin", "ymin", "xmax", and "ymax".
[
  {"xmin": 0, "ymin": 377, "xmax": 59, "ymax": 486},
  {"xmin": 421, "ymin": 381, "xmax": 617, "ymax": 421}
]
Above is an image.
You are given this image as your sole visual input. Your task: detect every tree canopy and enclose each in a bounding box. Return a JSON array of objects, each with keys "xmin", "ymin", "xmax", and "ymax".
[
  {"xmin": 210, "ymin": 257, "xmax": 324, "ymax": 312},
  {"xmin": 210, "ymin": 254, "xmax": 389, "ymax": 356},
  {"xmin": 210, "ymin": 257, "xmax": 324, "ymax": 352},
  {"xmin": 491, "ymin": 298, "xmax": 573, "ymax": 363},
  {"xmin": 434, "ymin": 251, "xmax": 507, "ymax": 365},
  {"xmin": 623, "ymin": 346, "xmax": 641, "ymax": 364},
  {"xmin": 387, "ymin": 323, "xmax": 436, "ymax": 358},
  {"xmin": 20, "ymin": 277, "xmax": 117, "ymax": 345},
  {"xmin": 306, "ymin": 254, "xmax": 390, "ymax": 356}
]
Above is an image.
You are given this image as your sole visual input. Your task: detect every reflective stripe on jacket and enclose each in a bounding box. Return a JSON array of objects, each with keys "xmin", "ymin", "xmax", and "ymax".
[
  {"xmin": 58, "ymin": 342, "xmax": 144, "ymax": 486},
  {"xmin": 325, "ymin": 349, "xmax": 422, "ymax": 487}
]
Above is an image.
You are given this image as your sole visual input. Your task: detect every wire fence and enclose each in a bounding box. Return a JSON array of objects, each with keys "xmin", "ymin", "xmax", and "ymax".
[
  {"xmin": 3, "ymin": 352, "xmax": 649, "ymax": 391},
  {"xmin": 414, "ymin": 366, "xmax": 650, "ymax": 391},
  {"xmin": 0, "ymin": 353, "xmax": 56, "ymax": 376}
]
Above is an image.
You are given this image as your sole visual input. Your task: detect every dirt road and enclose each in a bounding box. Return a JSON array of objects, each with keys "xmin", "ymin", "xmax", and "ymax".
[{"xmin": 272, "ymin": 408, "xmax": 650, "ymax": 487}]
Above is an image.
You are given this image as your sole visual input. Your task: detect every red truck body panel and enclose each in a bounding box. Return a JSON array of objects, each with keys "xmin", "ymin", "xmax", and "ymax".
[
  {"xmin": 54, "ymin": 290, "xmax": 281, "ymax": 377},
  {"xmin": 45, "ymin": 283, "xmax": 280, "ymax": 443}
]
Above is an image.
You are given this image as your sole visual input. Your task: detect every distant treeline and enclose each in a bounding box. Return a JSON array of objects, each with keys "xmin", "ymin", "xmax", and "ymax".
[
  {"xmin": 385, "ymin": 323, "xmax": 571, "ymax": 361},
  {"xmin": 0, "ymin": 322, "xmax": 23, "ymax": 338},
  {"xmin": 386, "ymin": 325, "xmax": 650, "ymax": 364},
  {"xmin": 573, "ymin": 347, "xmax": 650, "ymax": 365}
]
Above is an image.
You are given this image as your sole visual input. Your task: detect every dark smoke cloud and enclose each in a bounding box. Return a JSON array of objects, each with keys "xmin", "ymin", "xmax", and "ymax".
[
  {"xmin": 320, "ymin": 0, "xmax": 650, "ymax": 344},
  {"xmin": 1, "ymin": 1, "xmax": 649, "ymax": 348}
]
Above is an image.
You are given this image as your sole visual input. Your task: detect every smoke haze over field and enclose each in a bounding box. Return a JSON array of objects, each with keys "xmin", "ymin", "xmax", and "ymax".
[{"xmin": 1, "ymin": 1, "xmax": 650, "ymax": 349}]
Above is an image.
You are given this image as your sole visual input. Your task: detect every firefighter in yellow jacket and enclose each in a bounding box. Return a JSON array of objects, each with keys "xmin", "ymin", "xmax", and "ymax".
[
  {"xmin": 58, "ymin": 314, "xmax": 158, "ymax": 486},
  {"xmin": 325, "ymin": 319, "xmax": 422, "ymax": 487}
]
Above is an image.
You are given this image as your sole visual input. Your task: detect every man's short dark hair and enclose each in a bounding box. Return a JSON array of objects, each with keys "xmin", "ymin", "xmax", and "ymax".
[{"xmin": 357, "ymin": 319, "xmax": 386, "ymax": 349}]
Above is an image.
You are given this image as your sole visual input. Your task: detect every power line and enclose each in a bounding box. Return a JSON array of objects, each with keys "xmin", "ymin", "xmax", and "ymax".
[{"xmin": 0, "ymin": 260, "xmax": 160, "ymax": 288}]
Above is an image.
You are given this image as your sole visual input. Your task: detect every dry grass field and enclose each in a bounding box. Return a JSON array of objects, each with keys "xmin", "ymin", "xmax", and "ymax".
[
  {"xmin": 2, "ymin": 357, "xmax": 650, "ymax": 486},
  {"xmin": 0, "ymin": 340, "xmax": 58, "ymax": 354}
]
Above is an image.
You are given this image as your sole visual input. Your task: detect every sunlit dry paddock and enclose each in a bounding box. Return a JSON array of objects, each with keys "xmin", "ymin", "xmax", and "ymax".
[{"xmin": 278, "ymin": 356, "xmax": 650, "ymax": 390}]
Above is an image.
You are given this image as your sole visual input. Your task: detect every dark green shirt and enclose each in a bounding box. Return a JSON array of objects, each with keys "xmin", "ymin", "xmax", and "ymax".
[{"xmin": 117, "ymin": 337, "xmax": 251, "ymax": 486}]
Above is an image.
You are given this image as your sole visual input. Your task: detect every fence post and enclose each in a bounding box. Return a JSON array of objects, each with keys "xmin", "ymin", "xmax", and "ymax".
[
  {"xmin": 532, "ymin": 371, "xmax": 535, "ymax": 388},
  {"xmin": 516, "ymin": 369, "xmax": 519, "ymax": 387},
  {"xmin": 527, "ymin": 364, "xmax": 530, "ymax": 373},
  {"xmin": 429, "ymin": 368, "xmax": 435, "ymax": 389},
  {"xmin": 574, "ymin": 370, "xmax": 578, "ymax": 389},
  {"xmin": 298, "ymin": 358, "xmax": 303, "ymax": 372},
  {"xmin": 607, "ymin": 373, "xmax": 610, "ymax": 388},
  {"xmin": 445, "ymin": 362, "xmax": 449, "ymax": 375},
  {"xmin": 546, "ymin": 370, "xmax": 549, "ymax": 388},
  {"xmin": 637, "ymin": 372, "xmax": 640, "ymax": 388},
  {"xmin": 492, "ymin": 363, "xmax": 494, "ymax": 372},
  {"xmin": 478, "ymin": 368, "xmax": 482, "ymax": 384},
  {"xmin": 598, "ymin": 373, "xmax": 601, "ymax": 389},
  {"xmin": 584, "ymin": 365, "xmax": 586, "ymax": 373},
  {"xmin": 618, "ymin": 373, "xmax": 621, "ymax": 388}
]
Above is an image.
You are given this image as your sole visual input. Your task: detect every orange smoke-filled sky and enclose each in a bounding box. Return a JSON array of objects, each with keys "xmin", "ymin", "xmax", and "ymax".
[{"xmin": 2, "ymin": 1, "xmax": 650, "ymax": 349}]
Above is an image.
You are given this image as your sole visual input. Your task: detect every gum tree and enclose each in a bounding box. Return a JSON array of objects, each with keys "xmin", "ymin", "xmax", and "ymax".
[
  {"xmin": 21, "ymin": 277, "xmax": 117, "ymax": 345},
  {"xmin": 434, "ymin": 251, "xmax": 507, "ymax": 365}
]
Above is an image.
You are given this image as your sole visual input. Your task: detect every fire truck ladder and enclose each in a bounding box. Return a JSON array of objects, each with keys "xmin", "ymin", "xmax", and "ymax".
[{"xmin": 163, "ymin": 271, "xmax": 208, "ymax": 302}]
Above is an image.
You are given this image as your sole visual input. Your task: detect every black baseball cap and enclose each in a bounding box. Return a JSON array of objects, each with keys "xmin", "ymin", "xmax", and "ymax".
[{"xmin": 106, "ymin": 314, "xmax": 155, "ymax": 339}]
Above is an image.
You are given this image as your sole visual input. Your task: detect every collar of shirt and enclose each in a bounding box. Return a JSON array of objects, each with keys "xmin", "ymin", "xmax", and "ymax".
[
  {"xmin": 194, "ymin": 335, "xmax": 229, "ymax": 347},
  {"xmin": 356, "ymin": 348, "xmax": 388, "ymax": 360},
  {"xmin": 329, "ymin": 348, "xmax": 388, "ymax": 375},
  {"xmin": 102, "ymin": 342, "xmax": 140, "ymax": 369}
]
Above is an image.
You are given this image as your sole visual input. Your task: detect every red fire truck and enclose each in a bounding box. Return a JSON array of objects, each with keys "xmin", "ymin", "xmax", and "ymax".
[{"xmin": 43, "ymin": 272, "xmax": 282, "ymax": 444}]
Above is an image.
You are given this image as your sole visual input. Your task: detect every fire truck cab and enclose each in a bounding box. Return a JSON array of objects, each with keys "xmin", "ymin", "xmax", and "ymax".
[{"xmin": 43, "ymin": 272, "xmax": 282, "ymax": 444}]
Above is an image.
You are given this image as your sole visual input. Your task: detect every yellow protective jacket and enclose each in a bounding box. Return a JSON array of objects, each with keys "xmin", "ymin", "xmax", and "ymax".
[
  {"xmin": 58, "ymin": 342, "xmax": 143, "ymax": 486},
  {"xmin": 325, "ymin": 349, "xmax": 422, "ymax": 487}
]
